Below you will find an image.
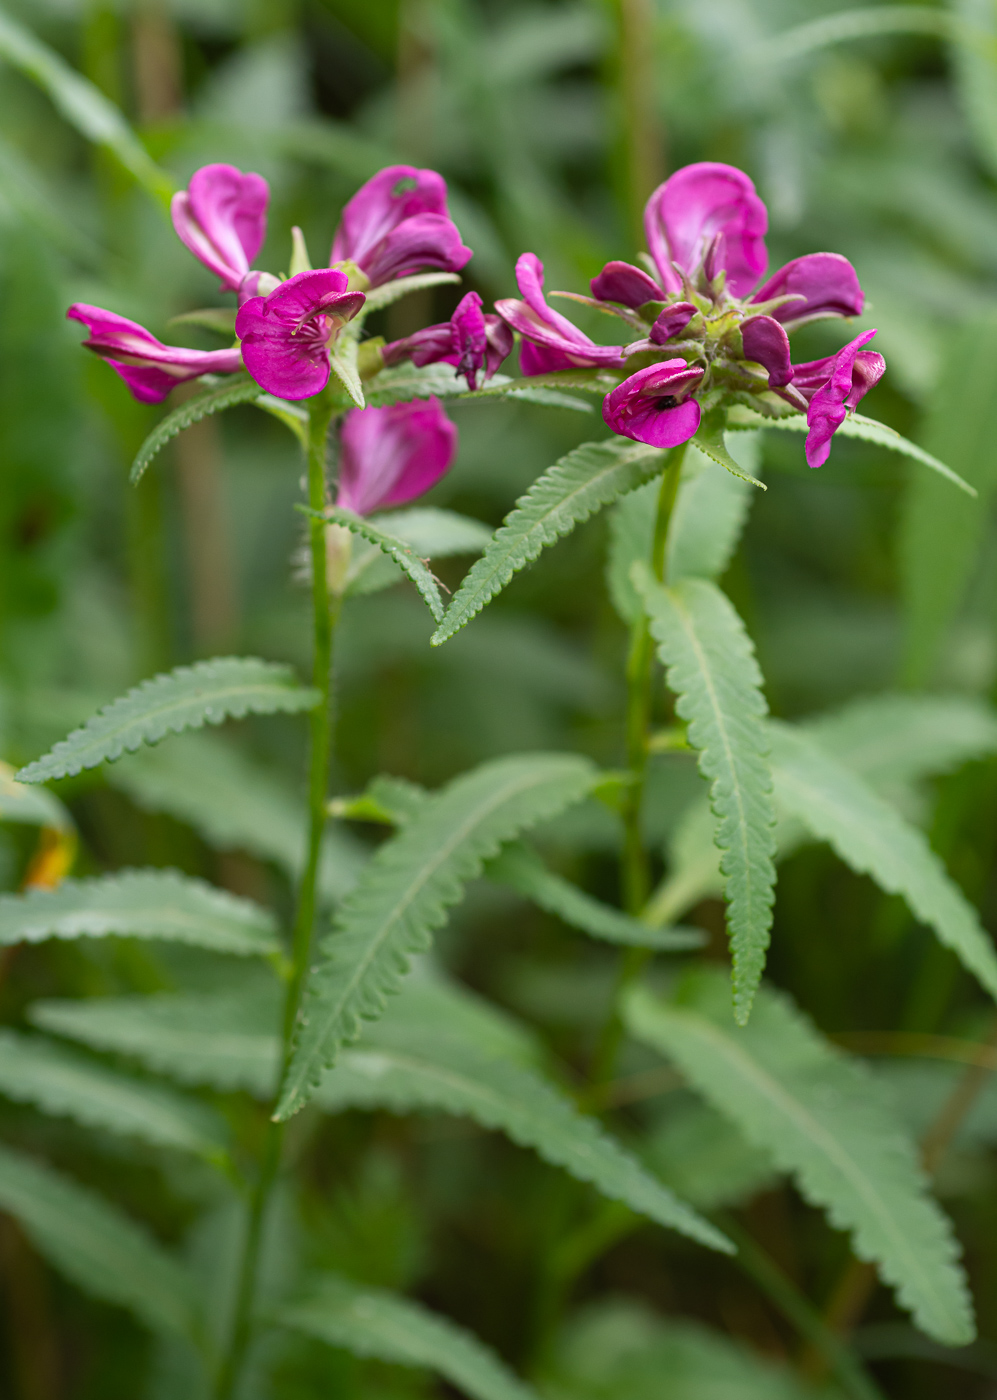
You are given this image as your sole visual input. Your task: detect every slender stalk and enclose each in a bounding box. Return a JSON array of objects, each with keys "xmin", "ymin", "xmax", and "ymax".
[
  {"xmin": 590, "ymin": 446, "xmax": 686, "ymax": 1088},
  {"xmin": 611, "ymin": 0, "xmax": 666, "ymax": 252},
  {"xmin": 213, "ymin": 398, "xmax": 339, "ymax": 1399}
]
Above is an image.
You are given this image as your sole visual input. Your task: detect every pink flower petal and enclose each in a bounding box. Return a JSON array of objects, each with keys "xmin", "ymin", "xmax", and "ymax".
[
  {"xmin": 336, "ymin": 398, "xmax": 458, "ymax": 515},
  {"xmin": 602, "ymin": 359, "xmax": 704, "ymax": 448},
  {"xmin": 496, "ymin": 254, "xmax": 625, "ymax": 372},
  {"xmin": 741, "ymin": 314, "xmax": 793, "ymax": 387},
  {"xmin": 67, "ymin": 304, "xmax": 242, "ymax": 403},
  {"xmin": 171, "ymin": 163, "xmax": 268, "ymax": 291},
  {"xmin": 235, "ymin": 269, "xmax": 364, "ymax": 400},
  {"xmin": 644, "ymin": 162, "xmax": 768, "ymax": 298},
  {"xmin": 330, "ymin": 166, "xmax": 470, "ymax": 286},
  {"xmin": 803, "ymin": 329, "xmax": 883, "ymax": 468},
  {"xmin": 590, "ymin": 261, "xmax": 663, "ymax": 308},
  {"xmin": 752, "ymin": 252, "xmax": 863, "ymax": 328}
]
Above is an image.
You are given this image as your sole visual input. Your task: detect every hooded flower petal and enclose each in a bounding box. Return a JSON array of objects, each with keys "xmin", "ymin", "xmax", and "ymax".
[
  {"xmin": 602, "ymin": 359, "xmax": 704, "ymax": 449},
  {"xmin": 235, "ymin": 269, "xmax": 365, "ymax": 400},
  {"xmin": 336, "ymin": 398, "xmax": 458, "ymax": 516},
  {"xmin": 171, "ymin": 164, "xmax": 269, "ymax": 292},
  {"xmin": 644, "ymin": 162, "xmax": 768, "ymax": 298},
  {"xmin": 67, "ymin": 304, "xmax": 242, "ymax": 404},
  {"xmin": 382, "ymin": 291, "xmax": 510, "ymax": 389},
  {"xmin": 590, "ymin": 260, "xmax": 663, "ymax": 308},
  {"xmin": 496, "ymin": 254, "xmax": 625, "ymax": 373},
  {"xmin": 752, "ymin": 252, "xmax": 864, "ymax": 330},
  {"xmin": 741, "ymin": 314, "xmax": 793, "ymax": 388},
  {"xmin": 330, "ymin": 165, "xmax": 471, "ymax": 287},
  {"xmin": 798, "ymin": 329, "xmax": 885, "ymax": 468},
  {"xmin": 650, "ymin": 302, "xmax": 697, "ymax": 345}
]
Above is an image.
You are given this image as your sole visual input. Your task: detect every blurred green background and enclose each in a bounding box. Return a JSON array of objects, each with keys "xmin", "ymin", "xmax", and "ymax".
[{"xmin": 2, "ymin": 0, "xmax": 997, "ymax": 1396}]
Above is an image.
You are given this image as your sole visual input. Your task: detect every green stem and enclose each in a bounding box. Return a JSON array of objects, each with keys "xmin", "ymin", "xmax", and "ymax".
[
  {"xmin": 590, "ymin": 445, "xmax": 686, "ymax": 1088},
  {"xmin": 213, "ymin": 398, "xmax": 339, "ymax": 1400}
]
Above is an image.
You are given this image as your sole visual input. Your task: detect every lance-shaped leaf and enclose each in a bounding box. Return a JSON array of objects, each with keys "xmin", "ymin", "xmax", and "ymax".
[
  {"xmin": 130, "ymin": 375, "xmax": 265, "ymax": 483},
  {"xmin": 359, "ymin": 271, "xmax": 462, "ymax": 315},
  {"xmin": 0, "ymin": 1143, "xmax": 200, "ymax": 1340},
  {"xmin": 0, "ymin": 1029, "xmax": 228, "ymax": 1159},
  {"xmin": 726, "ymin": 405, "xmax": 975, "ymax": 496},
  {"xmin": 344, "ymin": 507, "xmax": 492, "ymax": 599},
  {"xmin": 0, "ymin": 869, "xmax": 279, "ymax": 956},
  {"xmin": 278, "ymin": 1274, "xmax": 537, "ymax": 1400},
  {"xmin": 634, "ymin": 568, "xmax": 776, "ymax": 1021},
  {"xmin": 276, "ymin": 753, "xmax": 597, "ymax": 1118},
  {"xmin": 695, "ymin": 409, "xmax": 765, "ymax": 488},
  {"xmin": 0, "ymin": 763, "xmax": 71, "ymax": 829},
  {"xmin": 311, "ymin": 506, "xmax": 445, "ymax": 621},
  {"xmin": 484, "ymin": 842, "xmax": 702, "ymax": 950},
  {"xmin": 432, "ymin": 439, "xmax": 665, "ymax": 646},
  {"xmin": 625, "ymin": 972, "xmax": 975, "ymax": 1347},
  {"xmin": 768, "ymin": 721, "xmax": 997, "ymax": 1003},
  {"xmin": 17, "ymin": 658, "xmax": 319, "ymax": 783}
]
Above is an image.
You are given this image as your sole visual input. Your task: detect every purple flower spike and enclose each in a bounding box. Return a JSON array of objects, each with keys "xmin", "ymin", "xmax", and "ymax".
[
  {"xmin": 235, "ymin": 269, "xmax": 365, "ymax": 400},
  {"xmin": 650, "ymin": 302, "xmax": 697, "ymax": 345},
  {"xmin": 741, "ymin": 314, "xmax": 793, "ymax": 388},
  {"xmin": 336, "ymin": 398, "xmax": 458, "ymax": 516},
  {"xmin": 752, "ymin": 252, "xmax": 864, "ymax": 330},
  {"xmin": 496, "ymin": 254, "xmax": 626, "ymax": 374},
  {"xmin": 590, "ymin": 260, "xmax": 663, "ymax": 308},
  {"xmin": 602, "ymin": 359, "xmax": 704, "ymax": 449},
  {"xmin": 796, "ymin": 330, "xmax": 885, "ymax": 468},
  {"xmin": 67, "ymin": 304, "xmax": 242, "ymax": 404},
  {"xmin": 171, "ymin": 164, "xmax": 269, "ymax": 293},
  {"xmin": 330, "ymin": 165, "xmax": 472, "ymax": 288},
  {"xmin": 644, "ymin": 162, "xmax": 768, "ymax": 298},
  {"xmin": 382, "ymin": 291, "xmax": 513, "ymax": 389}
]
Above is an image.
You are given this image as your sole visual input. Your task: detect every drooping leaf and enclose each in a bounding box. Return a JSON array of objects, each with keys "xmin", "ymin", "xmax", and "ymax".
[
  {"xmin": 768, "ymin": 721, "xmax": 997, "ymax": 1003},
  {"xmin": 0, "ymin": 763, "xmax": 71, "ymax": 829},
  {"xmin": 17, "ymin": 658, "xmax": 319, "ymax": 783},
  {"xmin": 0, "ymin": 9, "xmax": 175, "ymax": 208},
  {"xmin": 344, "ymin": 508, "xmax": 492, "ymax": 598},
  {"xmin": 359, "ymin": 271, "xmax": 462, "ymax": 314},
  {"xmin": 695, "ymin": 410, "xmax": 766, "ymax": 488},
  {"xmin": 634, "ymin": 569, "xmax": 776, "ymax": 1022},
  {"xmin": 312, "ymin": 506, "xmax": 445, "ymax": 621},
  {"xmin": 727, "ymin": 405, "xmax": 975, "ymax": 495},
  {"xmin": 484, "ymin": 841, "xmax": 703, "ymax": 950},
  {"xmin": 0, "ymin": 1143, "xmax": 200, "ymax": 1340},
  {"xmin": 276, "ymin": 753, "xmax": 598, "ymax": 1119},
  {"xmin": 130, "ymin": 376, "xmax": 266, "ymax": 483},
  {"xmin": 0, "ymin": 1029, "xmax": 228, "ymax": 1159},
  {"xmin": 0, "ymin": 869, "xmax": 279, "ymax": 956},
  {"xmin": 278, "ymin": 1274, "xmax": 538, "ymax": 1400},
  {"xmin": 625, "ymin": 971, "xmax": 975, "ymax": 1347},
  {"xmin": 432, "ymin": 439, "xmax": 665, "ymax": 645}
]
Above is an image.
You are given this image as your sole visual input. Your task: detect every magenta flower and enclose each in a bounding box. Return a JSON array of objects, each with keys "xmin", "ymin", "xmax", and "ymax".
[
  {"xmin": 590, "ymin": 261, "xmax": 664, "ymax": 309},
  {"xmin": 67, "ymin": 304, "xmax": 242, "ymax": 404},
  {"xmin": 382, "ymin": 291, "xmax": 512, "ymax": 389},
  {"xmin": 740, "ymin": 315, "xmax": 793, "ymax": 388},
  {"xmin": 235, "ymin": 269, "xmax": 365, "ymax": 400},
  {"xmin": 171, "ymin": 164, "xmax": 269, "ymax": 294},
  {"xmin": 791, "ymin": 330, "xmax": 885, "ymax": 468},
  {"xmin": 644, "ymin": 162, "xmax": 768, "ymax": 298},
  {"xmin": 330, "ymin": 165, "xmax": 472, "ymax": 288},
  {"xmin": 750, "ymin": 253, "xmax": 863, "ymax": 330},
  {"xmin": 336, "ymin": 398, "xmax": 458, "ymax": 516},
  {"xmin": 496, "ymin": 254, "xmax": 626, "ymax": 374},
  {"xmin": 602, "ymin": 360, "xmax": 704, "ymax": 449}
]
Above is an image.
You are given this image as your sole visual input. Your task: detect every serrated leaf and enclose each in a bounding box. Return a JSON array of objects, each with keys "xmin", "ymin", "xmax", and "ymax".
[
  {"xmin": 485, "ymin": 841, "xmax": 702, "ymax": 950},
  {"xmin": 0, "ymin": 763, "xmax": 71, "ymax": 829},
  {"xmin": 315, "ymin": 1025, "xmax": 729, "ymax": 1251},
  {"xmin": 278, "ymin": 1274, "xmax": 538, "ymax": 1400},
  {"xmin": 432, "ymin": 439, "xmax": 665, "ymax": 645},
  {"xmin": 276, "ymin": 753, "xmax": 597, "ymax": 1118},
  {"xmin": 634, "ymin": 569, "xmax": 776, "ymax": 1021},
  {"xmin": 314, "ymin": 507, "xmax": 444, "ymax": 620},
  {"xmin": 768, "ymin": 721, "xmax": 997, "ymax": 1004},
  {"xmin": 625, "ymin": 971, "xmax": 975, "ymax": 1346},
  {"xmin": 359, "ymin": 271, "xmax": 462, "ymax": 314},
  {"xmin": 0, "ymin": 869, "xmax": 279, "ymax": 956},
  {"xmin": 18, "ymin": 658, "xmax": 319, "ymax": 783},
  {"xmin": 130, "ymin": 376, "xmax": 265, "ymax": 483},
  {"xmin": 0, "ymin": 1143, "xmax": 200, "ymax": 1340},
  {"xmin": 343, "ymin": 507, "xmax": 491, "ymax": 597},
  {"xmin": 501, "ymin": 386, "xmax": 593, "ymax": 412},
  {"xmin": 0, "ymin": 10, "xmax": 175, "ymax": 208},
  {"xmin": 366, "ymin": 361, "xmax": 470, "ymax": 405},
  {"xmin": 468, "ymin": 369, "xmax": 620, "ymax": 398},
  {"xmin": 0, "ymin": 1029, "xmax": 227, "ymax": 1158},
  {"xmin": 727, "ymin": 405, "xmax": 975, "ymax": 495}
]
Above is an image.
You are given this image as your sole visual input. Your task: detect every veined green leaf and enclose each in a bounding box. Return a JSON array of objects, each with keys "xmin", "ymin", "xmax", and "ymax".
[
  {"xmin": 344, "ymin": 508, "xmax": 492, "ymax": 598},
  {"xmin": 277, "ymin": 753, "xmax": 597, "ymax": 1119},
  {"xmin": 768, "ymin": 722, "xmax": 997, "ymax": 1004},
  {"xmin": 0, "ymin": 9, "xmax": 175, "ymax": 209},
  {"xmin": 467, "ymin": 369, "xmax": 620, "ymax": 398},
  {"xmin": 726, "ymin": 405, "xmax": 975, "ymax": 495},
  {"xmin": 0, "ymin": 763, "xmax": 71, "ymax": 829},
  {"xmin": 366, "ymin": 361, "xmax": 471, "ymax": 405},
  {"xmin": 485, "ymin": 841, "xmax": 702, "ymax": 950},
  {"xmin": 278, "ymin": 1274, "xmax": 537, "ymax": 1400},
  {"xmin": 313, "ymin": 506, "xmax": 445, "ymax": 621},
  {"xmin": 315, "ymin": 1025, "xmax": 729, "ymax": 1250},
  {"xmin": 0, "ymin": 1029, "xmax": 227, "ymax": 1158},
  {"xmin": 432, "ymin": 439, "xmax": 665, "ymax": 646},
  {"xmin": 0, "ymin": 869, "xmax": 279, "ymax": 956},
  {"xmin": 625, "ymin": 971, "xmax": 975, "ymax": 1347},
  {"xmin": 130, "ymin": 376, "xmax": 265, "ymax": 483},
  {"xmin": 18, "ymin": 658, "xmax": 319, "ymax": 784},
  {"xmin": 360, "ymin": 272, "xmax": 462, "ymax": 314},
  {"xmin": 0, "ymin": 1143, "xmax": 200, "ymax": 1340},
  {"xmin": 634, "ymin": 569, "xmax": 776, "ymax": 1022}
]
